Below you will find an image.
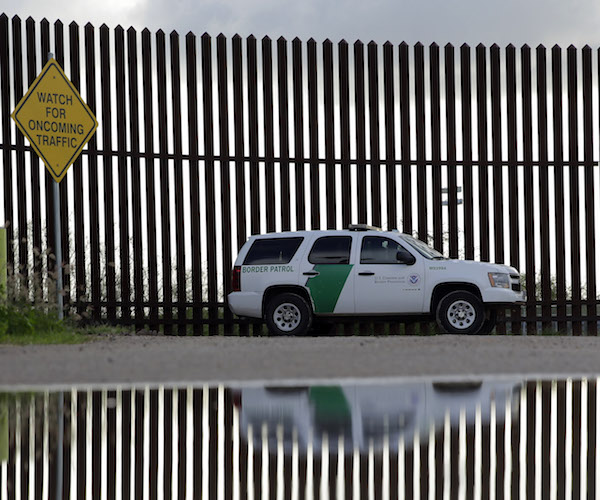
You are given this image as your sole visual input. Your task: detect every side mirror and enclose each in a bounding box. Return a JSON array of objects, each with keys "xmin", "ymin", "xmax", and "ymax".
[{"xmin": 396, "ymin": 249, "xmax": 416, "ymax": 265}]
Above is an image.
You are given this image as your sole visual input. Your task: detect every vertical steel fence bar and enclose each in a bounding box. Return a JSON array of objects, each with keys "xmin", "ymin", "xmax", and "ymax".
[
  {"xmin": 536, "ymin": 45, "xmax": 552, "ymax": 330},
  {"xmin": 582, "ymin": 45, "xmax": 596, "ymax": 335},
  {"xmin": 170, "ymin": 30, "xmax": 187, "ymax": 335},
  {"xmin": 460, "ymin": 43, "xmax": 475, "ymax": 261},
  {"xmin": 552, "ymin": 45, "xmax": 567, "ymax": 332},
  {"xmin": 217, "ymin": 33, "xmax": 234, "ymax": 333},
  {"xmin": 201, "ymin": 33, "xmax": 218, "ymax": 335},
  {"xmin": 127, "ymin": 27, "xmax": 145, "ymax": 327},
  {"xmin": 142, "ymin": 28, "xmax": 159, "ymax": 330},
  {"xmin": 277, "ymin": 37, "xmax": 292, "ymax": 232},
  {"xmin": 100, "ymin": 23, "xmax": 117, "ymax": 321},
  {"xmin": 521, "ymin": 45, "xmax": 537, "ymax": 334},
  {"xmin": 156, "ymin": 30, "xmax": 173, "ymax": 334},
  {"xmin": 567, "ymin": 45, "xmax": 582, "ymax": 335}
]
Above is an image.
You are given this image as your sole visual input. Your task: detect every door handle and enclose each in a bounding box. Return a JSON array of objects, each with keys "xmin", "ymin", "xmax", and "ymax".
[
  {"xmin": 358, "ymin": 272, "xmax": 375, "ymax": 276},
  {"xmin": 303, "ymin": 271, "xmax": 320, "ymax": 276}
]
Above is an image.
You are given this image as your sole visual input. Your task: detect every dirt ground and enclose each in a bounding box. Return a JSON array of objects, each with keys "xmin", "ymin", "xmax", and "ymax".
[{"xmin": 0, "ymin": 334, "xmax": 600, "ymax": 389}]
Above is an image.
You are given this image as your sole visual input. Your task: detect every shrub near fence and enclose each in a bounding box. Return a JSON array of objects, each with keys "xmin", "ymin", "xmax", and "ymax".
[{"xmin": 1, "ymin": 14, "xmax": 599, "ymax": 335}]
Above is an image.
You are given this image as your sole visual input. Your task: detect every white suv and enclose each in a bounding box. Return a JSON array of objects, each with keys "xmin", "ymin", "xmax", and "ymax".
[{"xmin": 228, "ymin": 225, "xmax": 525, "ymax": 336}]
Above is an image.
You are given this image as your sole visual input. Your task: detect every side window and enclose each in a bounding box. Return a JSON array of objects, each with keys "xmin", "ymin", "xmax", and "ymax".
[
  {"xmin": 360, "ymin": 236, "xmax": 411, "ymax": 264},
  {"xmin": 243, "ymin": 238, "xmax": 303, "ymax": 265},
  {"xmin": 308, "ymin": 236, "xmax": 352, "ymax": 264}
]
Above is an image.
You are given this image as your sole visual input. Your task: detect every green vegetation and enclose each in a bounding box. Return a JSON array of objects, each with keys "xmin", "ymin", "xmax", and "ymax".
[{"xmin": 0, "ymin": 301, "xmax": 109, "ymax": 344}]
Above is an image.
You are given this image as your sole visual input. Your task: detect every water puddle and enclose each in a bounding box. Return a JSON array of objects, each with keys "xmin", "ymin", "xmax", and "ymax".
[{"xmin": 0, "ymin": 376, "xmax": 595, "ymax": 498}]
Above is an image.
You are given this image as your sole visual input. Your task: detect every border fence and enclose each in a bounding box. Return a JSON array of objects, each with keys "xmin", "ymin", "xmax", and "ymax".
[{"xmin": 1, "ymin": 14, "xmax": 599, "ymax": 334}]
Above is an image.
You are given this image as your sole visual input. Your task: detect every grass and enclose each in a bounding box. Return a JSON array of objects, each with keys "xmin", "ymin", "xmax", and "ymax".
[{"xmin": 0, "ymin": 301, "xmax": 133, "ymax": 345}]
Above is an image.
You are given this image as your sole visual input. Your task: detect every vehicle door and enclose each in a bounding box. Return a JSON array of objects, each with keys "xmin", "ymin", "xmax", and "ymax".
[
  {"xmin": 353, "ymin": 235, "xmax": 425, "ymax": 314},
  {"xmin": 299, "ymin": 235, "xmax": 356, "ymax": 314}
]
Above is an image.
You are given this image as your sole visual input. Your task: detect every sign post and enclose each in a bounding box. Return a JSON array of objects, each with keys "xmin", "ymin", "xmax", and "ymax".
[
  {"xmin": 10, "ymin": 53, "xmax": 97, "ymax": 500},
  {"xmin": 0, "ymin": 226, "xmax": 6, "ymax": 301},
  {"xmin": 10, "ymin": 53, "xmax": 97, "ymax": 318}
]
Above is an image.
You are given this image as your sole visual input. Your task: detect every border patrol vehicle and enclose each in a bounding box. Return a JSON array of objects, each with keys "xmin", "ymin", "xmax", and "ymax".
[{"xmin": 228, "ymin": 225, "xmax": 525, "ymax": 335}]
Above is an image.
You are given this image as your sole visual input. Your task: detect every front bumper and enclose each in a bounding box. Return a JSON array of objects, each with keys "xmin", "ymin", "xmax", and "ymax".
[{"xmin": 482, "ymin": 287, "xmax": 526, "ymax": 305}]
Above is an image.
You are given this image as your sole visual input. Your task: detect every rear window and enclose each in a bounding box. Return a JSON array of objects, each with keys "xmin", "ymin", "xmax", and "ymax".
[
  {"xmin": 243, "ymin": 237, "xmax": 304, "ymax": 265},
  {"xmin": 308, "ymin": 236, "xmax": 352, "ymax": 264}
]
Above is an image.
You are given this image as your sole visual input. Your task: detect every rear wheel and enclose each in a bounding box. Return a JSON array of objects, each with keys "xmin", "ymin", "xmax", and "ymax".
[
  {"xmin": 265, "ymin": 293, "xmax": 312, "ymax": 336},
  {"xmin": 436, "ymin": 291, "xmax": 485, "ymax": 334}
]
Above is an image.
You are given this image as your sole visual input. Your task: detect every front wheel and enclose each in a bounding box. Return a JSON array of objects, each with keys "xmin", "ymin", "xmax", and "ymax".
[
  {"xmin": 436, "ymin": 291, "xmax": 485, "ymax": 334},
  {"xmin": 265, "ymin": 293, "xmax": 313, "ymax": 336}
]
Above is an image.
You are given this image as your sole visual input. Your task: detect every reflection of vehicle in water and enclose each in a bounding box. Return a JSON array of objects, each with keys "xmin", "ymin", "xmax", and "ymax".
[{"xmin": 232, "ymin": 380, "xmax": 523, "ymax": 454}]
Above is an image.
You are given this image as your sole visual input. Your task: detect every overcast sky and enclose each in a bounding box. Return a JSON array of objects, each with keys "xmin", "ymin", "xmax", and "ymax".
[{"xmin": 3, "ymin": 0, "xmax": 600, "ymax": 48}]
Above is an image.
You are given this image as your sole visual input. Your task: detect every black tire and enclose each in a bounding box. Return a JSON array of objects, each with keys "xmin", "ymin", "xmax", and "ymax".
[
  {"xmin": 265, "ymin": 293, "xmax": 313, "ymax": 336},
  {"xmin": 436, "ymin": 291, "xmax": 485, "ymax": 334}
]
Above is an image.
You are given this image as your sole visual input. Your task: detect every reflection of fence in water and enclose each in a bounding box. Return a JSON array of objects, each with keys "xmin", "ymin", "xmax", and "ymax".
[{"xmin": 0, "ymin": 379, "xmax": 597, "ymax": 498}]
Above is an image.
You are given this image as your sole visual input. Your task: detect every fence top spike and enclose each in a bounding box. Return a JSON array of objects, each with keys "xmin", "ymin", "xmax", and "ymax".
[
  {"xmin": 115, "ymin": 24, "xmax": 124, "ymax": 32},
  {"xmin": 233, "ymin": 33, "xmax": 242, "ymax": 40},
  {"xmin": 506, "ymin": 43, "xmax": 515, "ymax": 50},
  {"xmin": 277, "ymin": 35, "xmax": 286, "ymax": 43},
  {"xmin": 100, "ymin": 23, "xmax": 109, "ymax": 30},
  {"xmin": 490, "ymin": 43, "xmax": 500, "ymax": 49},
  {"xmin": 583, "ymin": 44, "xmax": 591, "ymax": 50},
  {"xmin": 476, "ymin": 42, "xmax": 486, "ymax": 49},
  {"xmin": 262, "ymin": 34, "xmax": 271, "ymax": 42},
  {"xmin": 0, "ymin": 13, "xmax": 7, "ymax": 21},
  {"xmin": 307, "ymin": 37, "xmax": 316, "ymax": 43},
  {"xmin": 292, "ymin": 36, "xmax": 301, "ymax": 43},
  {"xmin": 248, "ymin": 34, "xmax": 256, "ymax": 41},
  {"xmin": 126, "ymin": 25, "xmax": 136, "ymax": 34},
  {"xmin": 217, "ymin": 32, "xmax": 226, "ymax": 39},
  {"xmin": 201, "ymin": 31, "xmax": 210, "ymax": 39},
  {"xmin": 85, "ymin": 21, "xmax": 94, "ymax": 29},
  {"xmin": 26, "ymin": 15, "xmax": 35, "ymax": 23},
  {"xmin": 444, "ymin": 42, "xmax": 454, "ymax": 49},
  {"xmin": 142, "ymin": 27, "xmax": 151, "ymax": 35},
  {"xmin": 552, "ymin": 43, "xmax": 561, "ymax": 50},
  {"xmin": 324, "ymin": 38, "xmax": 332, "ymax": 44},
  {"xmin": 187, "ymin": 31, "xmax": 196, "ymax": 39},
  {"xmin": 399, "ymin": 41, "xmax": 408, "ymax": 47},
  {"xmin": 368, "ymin": 40, "xmax": 377, "ymax": 46},
  {"xmin": 354, "ymin": 39, "xmax": 364, "ymax": 47},
  {"xmin": 536, "ymin": 43, "xmax": 546, "ymax": 50},
  {"xmin": 11, "ymin": 14, "xmax": 21, "ymax": 22},
  {"xmin": 521, "ymin": 43, "xmax": 530, "ymax": 50},
  {"xmin": 415, "ymin": 41, "xmax": 423, "ymax": 48},
  {"xmin": 429, "ymin": 41, "xmax": 439, "ymax": 48},
  {"xmin": 156, "ymin": 28, "xmax": 165, "ymax": 36},
  {"xmin": 461, "ymin": 42, "xmax": 470, "ymax": 49},
  {"xmin": 383, "ymin": 40, "xmax": 393, "ymax": 47},
  {"xmin": 567, "ymin": 43, "xmax": 577, "ymax": 50}
]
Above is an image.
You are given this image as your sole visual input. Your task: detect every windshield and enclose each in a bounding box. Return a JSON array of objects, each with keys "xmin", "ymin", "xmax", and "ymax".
[{"xmin": 400, "ymin": 234, "xmax": 446, "ymax": 260}]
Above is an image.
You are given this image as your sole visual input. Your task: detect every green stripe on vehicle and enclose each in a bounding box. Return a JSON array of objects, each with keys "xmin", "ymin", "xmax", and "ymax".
[{"xmin": 306, "ymin": 264, "xmax": 353, "ymax": 313}]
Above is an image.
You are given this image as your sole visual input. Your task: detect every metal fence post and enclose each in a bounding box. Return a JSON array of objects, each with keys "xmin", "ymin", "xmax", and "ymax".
[{"xmin": 0, "ymin": 227, "xmax": 6, "ymax": 301}]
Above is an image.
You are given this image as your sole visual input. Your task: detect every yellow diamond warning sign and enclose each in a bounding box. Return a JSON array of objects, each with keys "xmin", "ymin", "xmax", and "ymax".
[{"xmin": 11, "ymin": 58, "xmax": 98, "ymax": 183}]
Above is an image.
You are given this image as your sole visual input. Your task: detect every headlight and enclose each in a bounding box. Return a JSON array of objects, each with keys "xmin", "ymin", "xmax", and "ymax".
[{"xmin": 488, "ymin": 272, "xmax": 510, "ymax": 288}]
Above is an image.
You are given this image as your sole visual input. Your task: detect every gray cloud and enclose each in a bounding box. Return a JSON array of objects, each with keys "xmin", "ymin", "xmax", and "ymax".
[{"xmin": 3, "ymin": 0, "xmax": 600, "ymax": 47}]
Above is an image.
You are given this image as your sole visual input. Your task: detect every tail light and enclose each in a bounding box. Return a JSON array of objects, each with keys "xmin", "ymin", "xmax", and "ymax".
[{"xmin": 232, "ymin": 266, "xmax": 241, "ymax": 292}]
